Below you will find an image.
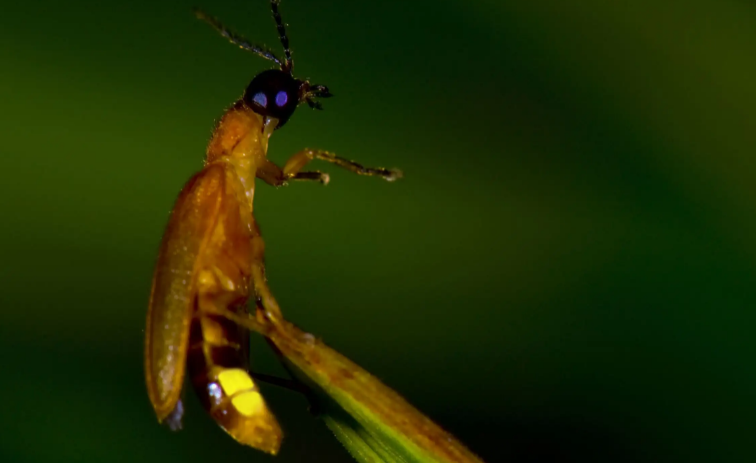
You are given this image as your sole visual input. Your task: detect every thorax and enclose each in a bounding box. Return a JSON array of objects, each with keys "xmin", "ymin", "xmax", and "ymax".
[{"xmin": 204, "ymin": 101, "xmax": 274, "ymax": 213}]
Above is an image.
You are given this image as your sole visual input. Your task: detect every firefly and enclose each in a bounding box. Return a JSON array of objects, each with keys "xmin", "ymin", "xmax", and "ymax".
[{"xmin": 144, "ymin": 0, "xmax": 400, "ymax": 454}]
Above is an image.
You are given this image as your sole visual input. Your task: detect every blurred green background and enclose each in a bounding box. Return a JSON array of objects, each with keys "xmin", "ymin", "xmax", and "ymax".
[{"xmin": 1, "ymin": 0, "xmax": 754, "ymax": 461}]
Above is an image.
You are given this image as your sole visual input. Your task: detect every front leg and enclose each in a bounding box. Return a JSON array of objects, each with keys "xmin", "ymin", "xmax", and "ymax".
[
  {"xmin": 283, "ymin": 148, "xmax": 402, "ymax": 182},
  {"xmin": 256, "ymin": 159, "xmax": 330, "ymax": 186}
]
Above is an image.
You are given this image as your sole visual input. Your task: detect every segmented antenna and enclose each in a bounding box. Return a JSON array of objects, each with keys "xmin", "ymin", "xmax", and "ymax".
[
  {"xmin": 269, "ymin": 0, "xmax": 293, "ymax": 73},
  {"xmin": 194, "ymin": 8, "xmax": 282, "ymax": 67}
]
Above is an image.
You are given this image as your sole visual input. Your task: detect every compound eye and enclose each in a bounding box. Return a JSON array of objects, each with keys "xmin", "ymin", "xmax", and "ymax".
[
  {"xmin": 275, "ymin": 90, "xmax": 289, "ymax": 107},
  {"xmin": 253, "ymin": 92, "xmax": 268, "ymax": 108}
]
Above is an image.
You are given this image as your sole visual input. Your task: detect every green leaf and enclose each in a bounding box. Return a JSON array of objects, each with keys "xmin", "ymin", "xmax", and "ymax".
[{"xmin": 265, "ymin": 320, "xmax": 485, "ymax": 463}]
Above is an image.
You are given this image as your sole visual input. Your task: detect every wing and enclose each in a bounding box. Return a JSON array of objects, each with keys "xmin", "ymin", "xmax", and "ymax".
[{"xmin": 145, "ymin": 163, "xmax": 227, "ymax": 421}]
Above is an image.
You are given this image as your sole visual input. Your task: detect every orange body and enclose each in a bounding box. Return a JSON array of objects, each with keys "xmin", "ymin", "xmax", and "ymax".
[
  {"xmin": 146, "ymin": 2, "xmax": 402, "ymax": 455},
  {"xmin": 145, "ymin": 102, "xmax": 283, "ymax": 454}
]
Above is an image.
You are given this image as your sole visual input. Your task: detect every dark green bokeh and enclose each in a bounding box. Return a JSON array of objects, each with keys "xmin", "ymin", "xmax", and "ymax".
[{"xmin": 1, "ymin": 0, "xmax": 754, "ymax": 461}]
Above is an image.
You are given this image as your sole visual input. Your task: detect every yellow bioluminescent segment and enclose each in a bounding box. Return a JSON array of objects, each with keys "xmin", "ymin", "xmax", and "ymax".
[
  {"xmin": 231, "ymin": 391, "xmax": 265, "ymax": 416},
  {"xmin": 218, "ymin": 368, "xmax": 256, "ymax": 396}
]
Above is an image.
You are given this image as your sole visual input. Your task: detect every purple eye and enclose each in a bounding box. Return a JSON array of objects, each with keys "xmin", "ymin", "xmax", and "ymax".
[
  {"xmin": 253, "ymin": 92, "xmax": 267, "ymax": 107},
  {"xmin": 275, "ymin": 90, "xmax": 288, "ymax": 107}
]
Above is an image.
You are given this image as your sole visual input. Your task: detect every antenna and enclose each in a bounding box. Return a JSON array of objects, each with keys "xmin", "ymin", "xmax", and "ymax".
[
  {"xmin": 194, "ymin": 8, "xmax": 283, "ymax": 67},
  {"xmin": 269, "ymin": 0, "xmax": 293, "ymax": 73}
]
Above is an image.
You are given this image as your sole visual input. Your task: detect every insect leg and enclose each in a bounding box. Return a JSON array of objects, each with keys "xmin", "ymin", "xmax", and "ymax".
[
  {"xmin": 283, "ymin": 148, "xmax": 402, "ymax": 182},
  {"xmin": 246, "ymin": 220, "xmax": 290, "ymax": 326},
  {"xmin": 202, "ymin": 304, "xmax": 270, "ymax": 335},
  {"xmin": 257, "ymin": 159, "xmax": 329, "ymax": 185},
  {"xmin": 251, "ymin": 369, "xmax": 322, "ymax": 417}
]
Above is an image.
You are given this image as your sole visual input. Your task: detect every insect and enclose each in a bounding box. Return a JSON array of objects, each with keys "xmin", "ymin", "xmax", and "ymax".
[{"xmin": 144, "ymin": 0, "xmax": 399, "ymax": 455}]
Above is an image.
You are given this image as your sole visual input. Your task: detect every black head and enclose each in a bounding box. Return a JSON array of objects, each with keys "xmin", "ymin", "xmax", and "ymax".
[
  {"xmin": 195, "ymin": 1, "xmax": 332, "ymax": 130},
  {"xmin": 242, "ymin": 69, "xmax": 331, "ymax": 129},
  {"xmin": 243, "ymin": 69, "xmax": 299, "ymax": 128}
]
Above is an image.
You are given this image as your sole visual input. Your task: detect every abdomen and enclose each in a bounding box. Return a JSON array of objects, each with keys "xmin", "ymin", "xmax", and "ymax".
[
  {"xmin": 186, "ymin": 176, "xmax": 282, "ymax": 453},
  {"xmin": 145, "ymin": 161, "xmax": 281, "ymax": 453},
  {"xmin": 186, "ymin": 295, "xmax": 281, "ymax": 454}
]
